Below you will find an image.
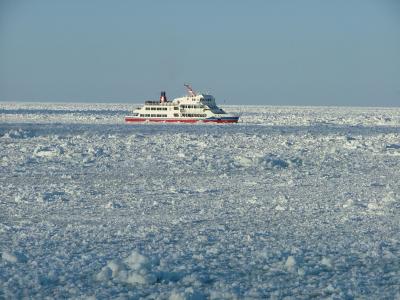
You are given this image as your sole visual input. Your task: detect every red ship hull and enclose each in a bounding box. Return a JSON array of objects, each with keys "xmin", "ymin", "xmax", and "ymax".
[{"xmin": 124, "ymin": 117, "xmax": 239, "ymax": 124}]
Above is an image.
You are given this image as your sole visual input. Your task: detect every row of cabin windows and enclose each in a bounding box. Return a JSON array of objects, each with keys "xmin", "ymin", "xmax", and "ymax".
[
  {"xmin": 140, "ymin": 114, "xmax": 168, "ymax": 118},
  {"xmin": 180, "ymin": 105, "xmax": 203, "ymax": 109},
  {"xmin": 145, "ymin": 107, "xmax": 168, "ymax": 111},
  {"xmin": 182, "ymin": 113, "xmax": 207, "ymax": 118}
]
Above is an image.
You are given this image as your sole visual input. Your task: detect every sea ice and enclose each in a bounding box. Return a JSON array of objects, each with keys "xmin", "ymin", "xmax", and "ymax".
[{"xmin": 1, "ymin": 103, "xmax": 400, "ymax": 298}]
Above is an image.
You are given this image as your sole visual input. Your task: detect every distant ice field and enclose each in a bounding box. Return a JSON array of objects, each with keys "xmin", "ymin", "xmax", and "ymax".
[
  {"xmin": 2, "ymin": 102, "xmax": 400, "ymax": 126},
  {"xmin": 1, "ymin": 103, "xmax": 400, "ymax": 299}
]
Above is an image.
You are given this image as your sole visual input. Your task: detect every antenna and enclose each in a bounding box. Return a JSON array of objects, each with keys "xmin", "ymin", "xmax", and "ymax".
[{"xmin": 184, "ymin": 83, "xmax": 196, "ymax": 97}]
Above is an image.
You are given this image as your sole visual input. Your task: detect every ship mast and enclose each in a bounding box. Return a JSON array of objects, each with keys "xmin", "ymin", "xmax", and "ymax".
[{"xmin": 184, "ymin": 84, "xmax": 197, "ymax": 97}]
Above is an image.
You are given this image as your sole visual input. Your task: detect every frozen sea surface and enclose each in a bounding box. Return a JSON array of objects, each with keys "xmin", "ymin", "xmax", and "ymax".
[{"xmin": 1, "ymin": 103, "xmax": 400, "ymax": 299}]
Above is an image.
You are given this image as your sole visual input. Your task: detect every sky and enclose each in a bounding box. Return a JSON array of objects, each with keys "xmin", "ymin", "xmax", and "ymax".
[{"xmin": 0, "ymin": 0, "xmax": 399, "ymax": 106}]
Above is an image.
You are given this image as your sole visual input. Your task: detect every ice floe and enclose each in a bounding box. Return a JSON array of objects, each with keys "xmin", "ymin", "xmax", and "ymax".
[{"xmin": 1, "ymin": 103, "xmax": 400, "ymax": 298}]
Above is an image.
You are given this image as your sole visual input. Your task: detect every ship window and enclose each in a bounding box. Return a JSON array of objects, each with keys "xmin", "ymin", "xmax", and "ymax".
[
  {"xmin": 174, "ymin": 113, "xmax": 179, "ymax": 117},
  {"xmin": 151, "ymin": 107, "xmax": 156, "ymax": 110},
  {"xmin": 174, "ymin": 107, "xmax": 179, "ymax": 110},
  {"xmin": 145, "ymin": 107, "xmax": 150, "ymax": 110}
]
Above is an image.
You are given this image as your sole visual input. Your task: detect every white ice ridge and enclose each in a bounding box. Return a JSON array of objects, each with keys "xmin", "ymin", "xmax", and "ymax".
[{"xmin": 96, "ymin": 251, "xmax": 156, "ymax": 284}]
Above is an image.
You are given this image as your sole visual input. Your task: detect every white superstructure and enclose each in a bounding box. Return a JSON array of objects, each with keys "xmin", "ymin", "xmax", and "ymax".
[{"xmin": 125, "ymin": 85, "xmax": 239, "ymax": 123}]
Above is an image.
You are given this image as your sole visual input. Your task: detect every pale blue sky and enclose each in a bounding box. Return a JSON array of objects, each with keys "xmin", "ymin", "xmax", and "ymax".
[{"xmin": 1, "ymin": 0, "xmax": 399, "ymax": 106}]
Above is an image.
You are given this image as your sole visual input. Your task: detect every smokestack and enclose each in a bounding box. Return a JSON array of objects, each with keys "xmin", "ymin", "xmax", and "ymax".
[{"xmin": 160, "ymin": 91, "xmax": 167, "ymax": 103}]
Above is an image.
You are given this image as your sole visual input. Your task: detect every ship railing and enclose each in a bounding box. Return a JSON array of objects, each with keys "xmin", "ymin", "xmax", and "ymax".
[{"xmin": 144, "ymin": 101, "xmax": 176, "ymax": 106}]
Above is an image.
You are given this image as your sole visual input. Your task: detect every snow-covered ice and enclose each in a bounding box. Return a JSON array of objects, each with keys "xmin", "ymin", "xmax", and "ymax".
[{"xmin": 1, "ymin": 103, "xmax": 400, "ymax": 298}]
